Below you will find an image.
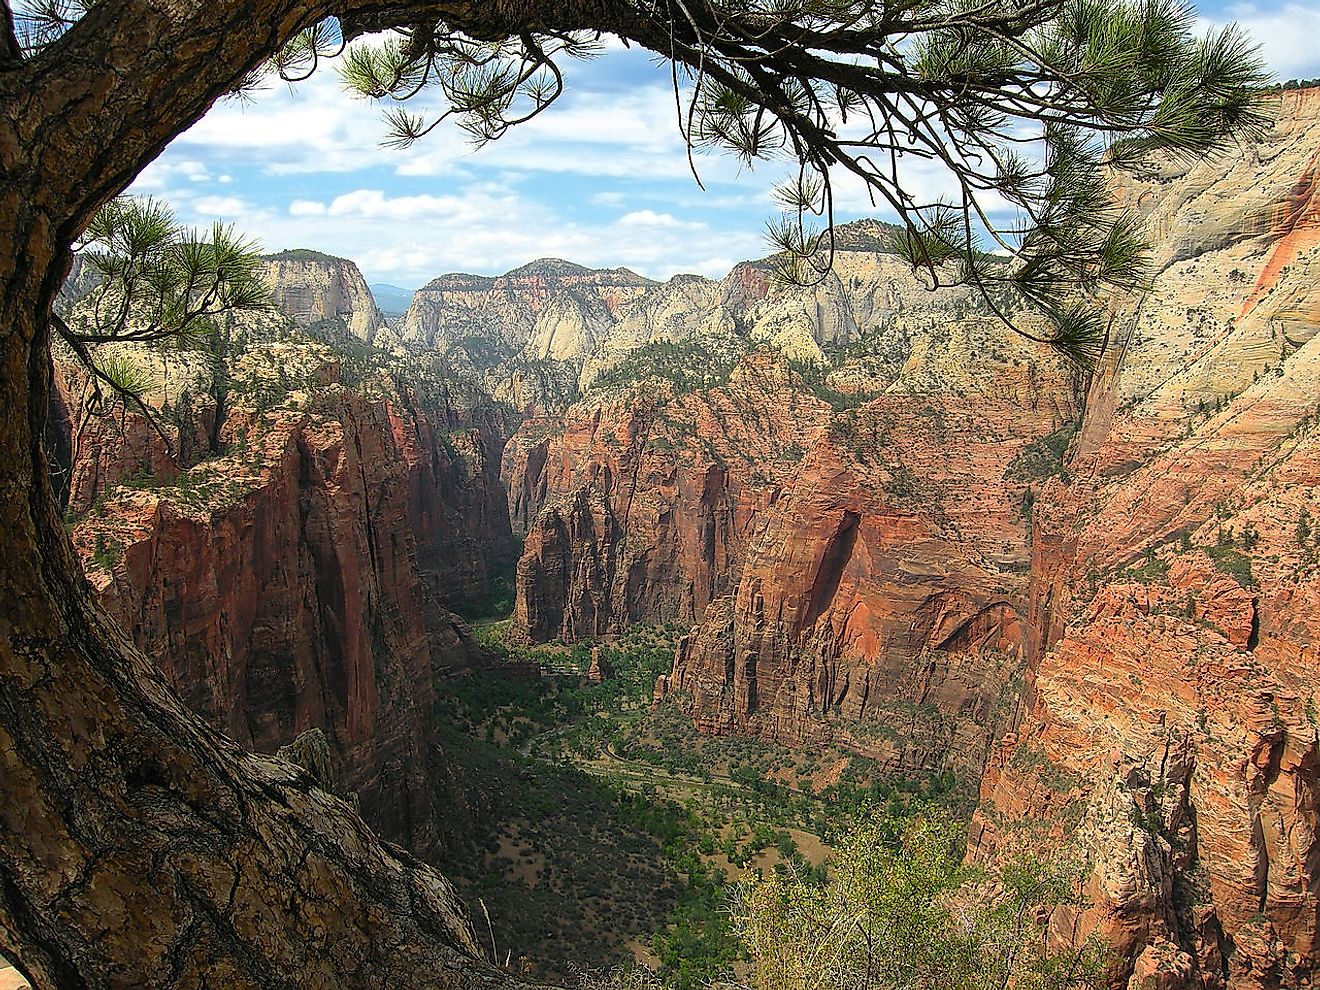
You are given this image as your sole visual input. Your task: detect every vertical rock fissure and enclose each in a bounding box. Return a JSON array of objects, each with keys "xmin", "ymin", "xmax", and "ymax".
[{"xmin": 803, "ymin": 510, "xmax": 860, "ymax": 631}]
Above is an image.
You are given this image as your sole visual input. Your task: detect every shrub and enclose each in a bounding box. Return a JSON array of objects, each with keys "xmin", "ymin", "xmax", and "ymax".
[{"xmin": 732, "ymin": 811, "xmax": 1105, "ymax": 990}]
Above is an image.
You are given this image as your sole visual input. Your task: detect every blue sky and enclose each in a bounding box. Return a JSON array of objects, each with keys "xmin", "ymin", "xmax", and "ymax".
[{"xmin": 130, "ymin": 3, "xmax": 1320, "ymax": 289}]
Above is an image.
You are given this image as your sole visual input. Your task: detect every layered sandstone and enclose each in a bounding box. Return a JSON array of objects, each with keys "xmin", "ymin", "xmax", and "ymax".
[
  {"xmin": 504, "ymin": 350, "xmax": 835, "ymax": 640},
  {"xmin": 656, "ymin": 326, "xmax": 1077, "ymax": 778},
  {"xmin": 62, "ymin": 336, "xmax": 515, "ymax": 857},
  {"xmin": 261, "ymin": 249, "xmax": 384, "ymax": 342},
  {"xmin": 506, "ymin": 240, "xmax": 1075, "ymax": 776},
  {"xmin": 495, "ymin": 84, "xmax": 1320, "ymax": 990},
  {"xmin": 401, "ymin": 258, "xmax": 655, "ymax": 366},
  {"xmin": 970, "ymin": 87, "xmax": 1320, "ymax": 990}
]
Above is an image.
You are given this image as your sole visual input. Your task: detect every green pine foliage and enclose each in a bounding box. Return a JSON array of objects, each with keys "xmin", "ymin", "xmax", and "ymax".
[{"xmin": 56, "ymin": 196, "xmax": 269, "ymax": 425}]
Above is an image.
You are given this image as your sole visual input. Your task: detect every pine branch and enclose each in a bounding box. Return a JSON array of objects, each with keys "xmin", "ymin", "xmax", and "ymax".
[{"xmin": 52, "ymin": 312, "xmax": 180, "ymax": 464}]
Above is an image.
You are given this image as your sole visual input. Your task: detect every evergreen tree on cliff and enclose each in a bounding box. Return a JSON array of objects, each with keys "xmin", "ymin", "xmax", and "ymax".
[{"xmin": 0, "ymin": 0, "xmax": 1269, "ymax": 986}]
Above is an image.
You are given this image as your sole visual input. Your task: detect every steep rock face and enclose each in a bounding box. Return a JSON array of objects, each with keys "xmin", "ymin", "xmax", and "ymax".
[
  {"xmin": 518, "ymin": 289, "xmax": 613, "ymax": 364},
  {"xmin": 972, "ymin": 88, "xmax": 1320, "ymax": 990},
  {"xmin": 659, "ymin": 342, "xmax": 1077, "ymax": 777},
  {"xmin": 261, "ymin": 249, "xmax": 384, "ymax": 342},
  {"xmin": 401, "ymin": 259, "xmax": 654, "ymax": 366},
  {"xmin": 48, "ymin": 352, "xmax": 218, "ymax": 514},
  {"xmin": 65, "ymin": 342, "xmax": 515, "ymax": 857},
  {"xmin": 577, "ymin": 275, "xmax": 739, "ymax": 387},
  {"xmin": 504, "ymin": 351, "xmax": 836, "ymax": 639}
]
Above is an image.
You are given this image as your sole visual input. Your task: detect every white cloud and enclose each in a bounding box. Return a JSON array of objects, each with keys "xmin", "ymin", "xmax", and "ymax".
[
  {"xmin": 1206, "ymin": 4, "xmax": 1320, "ymax": 80},
  {"xmin": 618, "ymin": 210, "xmax": 694, "ymax": 228},
  {"xmin": 190, "ymin": 195, "xmax": 253, "ymax": 217},
  {"xmin": 288, "ymin": 200, "xmax": 327, "ymax": 217},
  {"xmin": 133, "ymin": 159, "xmax": 212, "ymax": 191},
  {"xmin": 129, "ymin": 50, "xmax": 827, "ymax": 285}
]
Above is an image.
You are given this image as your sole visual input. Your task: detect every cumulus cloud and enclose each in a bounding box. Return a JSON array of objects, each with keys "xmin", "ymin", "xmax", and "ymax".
[
  {"xmin": 288, "ymin": 200, "xmax": 327, "ymax": 217},
  {"xmin": 1204, "ymin": 3, "xmax": 1320, "ymax": 80},
  {"xmin": 190, "ymin": 195, "xmax": 254, "ymax": 217}
]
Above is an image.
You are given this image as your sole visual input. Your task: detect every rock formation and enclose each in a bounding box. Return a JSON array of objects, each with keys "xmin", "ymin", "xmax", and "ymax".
[
  {"xmin": 261, "ymin": 248, "xmax": 384, "ymax": 342},
  {"xmin": 504, "ymin": 350, "xmax": 839, "ymax": 640},
  {"xmin": 45, "ymin": 86, "xmax": 1320, "ymax": 990},
  {"xmin": 505, "ymin": 239, "xmax": 1075, "ymax": 779},
  {"xmin": 56, "ymin": 327, "xmax": 515, "ymax": 858},
  {"xmin": 654, "ymin": 326, "xmax": 1077, "ymax": 780},
  {"xmin": 586, "ymin": 646, "xmax": 613, "ymax": 683},
  {"xmin": 496, "ymin": 85, "xmax": 1320, "ymax": 990},
  {"xmin": 401, "ymin": 259, "xmax": 654, "ymax": 368},
  {"xmin": 969, "ymin": 87, "xmax": 1320, "ymax": 990}
]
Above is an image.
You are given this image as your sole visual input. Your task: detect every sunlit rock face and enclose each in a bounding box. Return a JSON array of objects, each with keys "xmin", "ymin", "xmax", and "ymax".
[
  {"xmin": 970, "ymin": 87, "xmax": 1320, "ymax": 990},
  {"xmin": 261, "ymin": 249, "xmax": 384, "ymax": 343},
  {"xmin": 400, "ymin": 258, "xmax": 655, "ymax": 369},
  {"xmin": 505, "ymin": 230, "xmax": 1076, "ymax": 780}
]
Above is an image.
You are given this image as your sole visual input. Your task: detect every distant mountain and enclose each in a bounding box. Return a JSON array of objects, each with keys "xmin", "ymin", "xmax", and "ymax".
[
  {"xmin": 370, "ymin": 283, "xmax": 416, "ymax": 317},
  {"xmin": 259, "ymin": 250, "xmax": 383, "ymax": 343}
]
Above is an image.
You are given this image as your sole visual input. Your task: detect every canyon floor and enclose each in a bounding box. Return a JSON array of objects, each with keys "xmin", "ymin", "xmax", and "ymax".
[{"xmin": 430, "ymin": 624, "xmax": 928, "ymax": 984}]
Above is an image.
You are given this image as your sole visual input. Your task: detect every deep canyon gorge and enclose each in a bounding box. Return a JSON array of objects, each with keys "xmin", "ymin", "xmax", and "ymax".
[{"xmin": 35, "ymin": 86, "xmax": 1320, "ymax": 990}]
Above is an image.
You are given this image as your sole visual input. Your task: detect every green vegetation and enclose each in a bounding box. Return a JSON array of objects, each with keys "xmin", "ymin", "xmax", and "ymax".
[
  {"xmin": 1207, "ymin": 543, "xmax": 1256, "ymax": 588},
  {"xmin": 733, "ymin": 812, "xmax": 1104, "ymax": 990},
  {"xmin": 1004, "ymin": 422, "xmax": 1078, "ymax": 483},
  {"xmin": 437, "ymin": 626, "xmax": 969, "ymax": 987},
  {"xmin": 455, "ymin": 536, "xmax": 523, "ymax": 620},
  {"xmin": 262, "ymin": 247, "xmax": 340, "ymax": 263},
  {"xmin": 90, "ymin": 531, "xmax": 124, "ymax": 572},
  {"xmin": 591, "ymin": 340, "xmax": 750, "ymax": 395},
  {"xmin": 787, "ymin": 358, "xmax": 879, "ymax": 411},
  {"xmin": 1123, "ymin": 546, "xmax": 1170, "ymax": 585}
]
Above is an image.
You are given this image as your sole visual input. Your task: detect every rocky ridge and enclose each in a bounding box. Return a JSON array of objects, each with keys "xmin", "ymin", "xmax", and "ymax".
[{"xmin": 401, "ymin": 258, "xmax": 655, "ymax": 374}]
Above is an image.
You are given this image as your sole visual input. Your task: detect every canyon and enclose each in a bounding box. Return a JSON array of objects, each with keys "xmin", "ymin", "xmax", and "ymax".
[{"xmin": 47, "ymin": 88, "xmax": 1320, "ymax": 990}]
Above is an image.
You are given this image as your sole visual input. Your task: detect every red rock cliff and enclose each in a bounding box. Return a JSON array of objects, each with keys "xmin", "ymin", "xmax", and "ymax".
[
  {"xmin": 61, "ymin": 343, "xmax": 515, "ymax": 857},
  {"xmin": 657, "ymin": 343, "xmax": 1077, "ymax": 779},
  {"xmin": 503, "ymin": 351, "xmax": 836, "ymax": 640},
  {"xmin": 971, "ymin": 87, "xmax": 1320, "ymax": 990}
]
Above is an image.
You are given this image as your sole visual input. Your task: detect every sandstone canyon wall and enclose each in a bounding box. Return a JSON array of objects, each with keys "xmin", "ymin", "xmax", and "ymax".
[
  {"xmin": 401, "ymin": 258, "xmax": 655, "ymax": 372},
  {"xmin": 53, "ymin": 308, "xmax": 516, "ymax": 857},
  {"xmin": 505, "ymin": 242, "xmax": 1079, "ymax": 782},
  {"xmin": 969, "ymin": 87, "xmax": 1320, "ymax": 990}
]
